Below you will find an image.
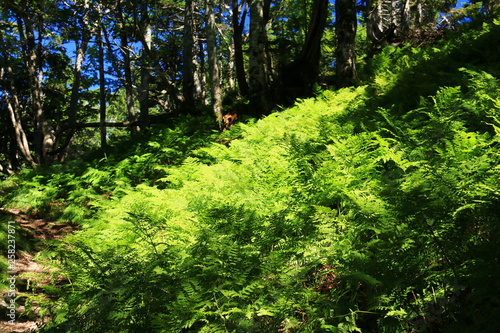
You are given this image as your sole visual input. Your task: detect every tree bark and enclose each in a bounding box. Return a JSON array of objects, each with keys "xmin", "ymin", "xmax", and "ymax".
[
  {"xmin": 133, "ymin": 2, "xmax": 183, "ymax": 116},
  {"xmin": 400, "ymin": 0, "xmax": 411, "ymax": 36},
  {"xmin": 137, "ymin": 0, "xmax": 152, "ymax": 129},
  {"xmin": 117, "ymin": 0, "xmax": 137, "ymax": 134},
  {"xmin": 98, "ymin": 24, "xmax": 107, "ymax": 149},
  {"xmin": 196, "ymin": 38, "xmax": 207, "ymax": 105},
  {"xmin": 227, "ymin": 35, "xmax": 236, "ymax": 90},
  {"xmin": 206, "ymin": 0, "xmax": 223, "ymax": 126},
  {"xmin": 182, "ymin": 0, "xmax": 197, "ymax": 113},
  {"xmin": 335, "ymin": 0, "xmax": 358, "ymax": 88},
  {"xmin": 53, "ymin": 0, "xmax": 92, "ymax": 159},
  {"xmin": 232, "ymin": 0, "xmax": 249, "ymax": 98},
  {"xmin": 279, "ymin": 0, "xmax": 328, "ymax": 104},
  {"xmin": 366, "ymin": 0, "xmax": 384, "ymax": 49},
  {"xmin": 0, "ymin": 40, "xmax": 37, "ymax": 168},
  {"xmin": 248, "ymin": 0, "xmax": 271, "ymax": 115},
  {"xmin": 20, "ymin": 13, "xmax": 55, "ymax": 165}
]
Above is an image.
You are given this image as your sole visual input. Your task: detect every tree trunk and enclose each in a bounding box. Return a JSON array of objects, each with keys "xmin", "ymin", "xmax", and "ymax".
[
  {"xmin": 53, "ymin": 0, "xmax": 92, "ymax": 158},
  {"xmin": 117, "ymin": 0, "xmax": 137, "ymax": 134},
  {"xmin": 366, "ymin": 0, "xmax": 384, "ymax": 50},
  {"xmin": 227, "ymin": 37, "xmax": 236, "ymax": 90},
  {"xmin": 182, "ymin": 0, "xmax": 197, "ymax": 113},
  {"xmin": 415, "ymin": 0, "xmax": 423, "ymax": 27},
  {"xmin": 137, "ymin": 0, "xmax": 151, "ymax": 129},
  {"xmin": 400, "ymin": 0, "xmax": 411, "ymax": 36},
  {"xmin": 21, "ymin": 14, "xmax": 55, "ymax": 165},
  {"xmin": 299, "ymin": 0, "xmax": 328, "ymax": 63},
  {"xmin": 232, "ymin": 0, "xmax": 249, "ymax": 98},
  {"xmin": 0, "ymin": 39, "xmax": 37, "ymax": 168},
  {"xmin": 196, "ymin": 38, "xmax": 207, "ymax": 105},
  {"xmin": 69, "ymin": 35, "xmax": 89, "ymax": 123},
  {"xmin": 133, "ymin": 1, "xmax": 183, "ymax": 116},
  {"xmin": 5, "ymin": 98, "xmax": 36, "ymax": 168},
  {"xmin": 335, "ymin": 0, "xmax": 358, "ymax": 88},
  {"xmin": 206, "ymin": 0, "xmax": 223, "ymax": 126},
  {"xmin": 279, "ymin": 0, "xmax": 328, "ymax": 104},
  {"xmin": 98, "ymin": 27, "xmax": 107, "ymax": 149},
  {"xmin": 248, "ymin": 0, "xmax": 271, "ymax": 115}
]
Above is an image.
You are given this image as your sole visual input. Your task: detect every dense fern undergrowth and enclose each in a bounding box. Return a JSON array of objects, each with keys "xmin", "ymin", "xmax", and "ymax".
[{"xmin": 2, "ymin": 21, "xmax": 500, "ymax": 332}]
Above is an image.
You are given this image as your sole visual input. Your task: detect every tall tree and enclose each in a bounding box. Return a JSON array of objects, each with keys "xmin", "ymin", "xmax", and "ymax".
[
  {"xmin": 231, "ymin": 0, "xmax": 249, "ymax": 98},
  {"xmin": 196, "ymin": 37, "xmax": 207, "ymax": 105},
  {"xmin": 136, "ymin": 0, "xmax": 152, "ymax": 129},
  {"xmin": 116, "ymin": 0, "xmax": 137, "ymax": 133},
  {"xmin": 206, "ymin": 0, "xmax": 223, "ymax": 125},
  {"xmin": 248, "ymin": 0, "xmax": 271, "ymax": 115},
  {"xmin": 182, "ymin": 0, "xmax": 197, "ymax": 112},
  {"xmin": 335, "ymin": 0, "xmax": 358, "ymax": 88},
  {"xmin": 0, "ymin": 33, "xmax": 37, "ymax": 168},
  {"xmin": 49, "ymin": 0, "xmax": 93, "ymax": 158},
  {"xmin": 279, "ymin": 0, "xmax": 329, "ymax": 104},
  {"xmin": 2, "ymin": 0, "xmax": 57, "ymax": 166},
  {"xmin": 98, "ymin": 12, "xmax": 107, "ymax": 149},
  {"xmin": 21, "ymin": 2, "xmax": 56, "ymax": 164}
]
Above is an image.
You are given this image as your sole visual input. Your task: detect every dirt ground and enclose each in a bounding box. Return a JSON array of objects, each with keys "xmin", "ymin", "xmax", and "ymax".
[{"xmin": 1, "ymin": 209, "xmax": 78, "ymax": 332}]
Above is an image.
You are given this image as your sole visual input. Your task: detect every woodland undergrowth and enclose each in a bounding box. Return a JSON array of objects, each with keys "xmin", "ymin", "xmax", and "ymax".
[{"xmin": 2, "ymin": 20, "xmax": 500, "ymax": 332}]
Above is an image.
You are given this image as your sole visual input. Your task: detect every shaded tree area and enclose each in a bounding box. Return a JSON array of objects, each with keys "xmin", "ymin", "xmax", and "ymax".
[
  {"xmin": 0, "ymin": 0, "xmax": 488, "ymax": 172},
  {"xmin": 277, "ymin": 0, "xmax": 329, "ymax": 104}
]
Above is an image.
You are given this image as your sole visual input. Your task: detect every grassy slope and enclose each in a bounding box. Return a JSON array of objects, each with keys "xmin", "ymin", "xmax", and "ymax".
[{"xmin": 2, "ymin": 20, "xmax": 500, "ymax": 332}]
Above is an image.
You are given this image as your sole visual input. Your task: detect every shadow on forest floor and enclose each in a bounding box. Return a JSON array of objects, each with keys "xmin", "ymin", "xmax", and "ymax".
[{"xmin": 1, "ymin": 209, "xmax": 79, "ymax": 332}]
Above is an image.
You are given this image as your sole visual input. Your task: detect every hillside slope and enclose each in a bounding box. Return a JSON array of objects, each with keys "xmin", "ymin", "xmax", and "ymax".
[{"xmin": 2, "ymin": 20, "xmax": 500, "ymax": 332}]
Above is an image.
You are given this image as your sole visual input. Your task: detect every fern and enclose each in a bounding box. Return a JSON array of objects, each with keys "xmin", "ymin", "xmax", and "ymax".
[{"xmin": 4, "ymin": 23, "xmax": 500, "ymax": 332}]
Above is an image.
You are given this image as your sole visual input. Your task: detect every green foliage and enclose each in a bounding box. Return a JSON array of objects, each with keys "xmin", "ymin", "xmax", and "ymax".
[{"xmin": 2, "ymin": 19, "xmax": 500, "ymax": 333}]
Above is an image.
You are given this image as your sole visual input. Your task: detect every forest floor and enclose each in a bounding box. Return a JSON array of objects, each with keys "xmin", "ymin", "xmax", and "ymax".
[{"xmin": 1, "ymin": 209, "xmax": 78, "ymax": 332}]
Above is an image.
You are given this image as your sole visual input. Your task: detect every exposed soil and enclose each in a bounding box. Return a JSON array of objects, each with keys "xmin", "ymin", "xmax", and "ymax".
[{"xmin": 1, "ymin": 209, "xmax": 79, "ymax": 332}]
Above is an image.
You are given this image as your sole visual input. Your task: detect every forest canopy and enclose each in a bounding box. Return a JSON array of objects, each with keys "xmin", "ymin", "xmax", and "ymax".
[{"xmin": 1, "ymin": 0, "xmax": 500, "ymax": 332}]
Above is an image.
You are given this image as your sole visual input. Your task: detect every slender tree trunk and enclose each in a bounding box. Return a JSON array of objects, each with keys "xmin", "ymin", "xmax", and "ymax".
[
  {"xmin": 415, "ymin": 0, "xmax": 423, "ymax": 27},
  {"xmin": 400, "ymin": 0, "xmax": 411, "ymax": 36},
  {"xmin": 5, "ymin": 111, "xmax": 21, "ymax": 171},
  {"xmin": 102, "ymin": 6, "xmax": 137, "ymax": 133},
  {"xmin": 138, "ymin": 1, "xmax": 151, "ymax": 129},
  {"xmin": 227, "ymin": 38, "xmax": 236, "ymax": 90},
  {"xmin": 98, "ymin": 28, "xmax": 107, "ymax": 149},
  {"xmin": 232, "ymin": 0, "xmax": 249, "ymax": 98},
  {"xmin": 366, "ymin": 0, "xmax": 385, "ymax": 53},
  {"xmin": 5, "ymin": 100, "xmax": 35, "ymax": 168},
  {"xmin": 3, "ymin": 1, "xmax": 59, "ymax": 166},
  {"xmin": 8, "ymin": 126, "xmax": 20, "ymax": 171},
  {"xmin": 248, "ymin": 0, "xmax": 271, "ymax": 115},
  {"xmin": 182, "ymin": 0, "xmax": 196, "ymax": 113},
  {"xmin": 0, "ymin": 40, "xmax": 37, "ymax": 168},
  {"xmin": 102, "ymin": 6, "xmax": 135, "ymax": 117},
  {"xmin": 69, "ymin": 40, "xmax": 89, "ymax": 124},
  {"xmin": 117, "ymin": 0, "xmax": 137, "ymax": 134},
  {"xmin": 196, "ymin": 38, "xmax": 207, "ymax": 105},
  {"xmin": 52, "ymin": 0, "xmax": 92, "ymax": 158},
  {"xmin": 52, "ymin": 37, "xmax": 89, "ymax": 158},
  {"xmin": 206, "ymin": 0, "xmax": 223, "ymax": 126},
  {"xmin": 132, "ymin": 1, "xmax": 183, "ymax": 114},
  {"xmin": 335, "ymin": 0, "xmax": 358, "ymax": 88},
  {"xmin": 20, "ymin": 15, "xmax": 54, "ymax": 165}
]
